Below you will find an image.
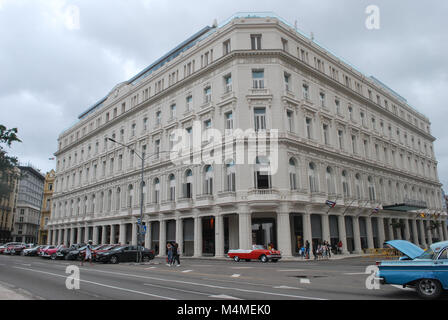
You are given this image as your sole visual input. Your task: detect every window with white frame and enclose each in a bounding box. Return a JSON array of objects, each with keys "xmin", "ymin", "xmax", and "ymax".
[
  {"xmin": 254, "ymin": 108, "xmax": 266, "ymax": 132},
  {"xmin": 223, "ymin": 39, "xmax": 231, "ymax": 55},
  {"xmin": 308, "ymin": 163, "xmax": 318, "ymax": 193},
  {"xmin": 302, "ymin": 83, "xmax": 309, "ymax": 100},
  {"xmin": 287, "ymin": 110, "xmax": 294, "ymax": 132},
  {"xmin": 224, "ymin": 74, "xmax": 232, "ymax": 93},
  {"xmin": 225, "ymin": 161, "xmax": 236, "ymax": 192},
  {"xmin": 252, "ymin": 70, "xmax": 264, "ymax": 89},
  {"xmin": 204, "ymin": 87, "xmax": 211, "ymax": 104},
  {"xmin": 289, "ymin": 158, "xmax": 297, "ymax": 190},
  {"xmin": 204, "ymin": 165, "xmax": 213, "ymax": 194},
  {"xmin": 284, "ymin": 72, "xmax": 291, "ymax": 91},
  {"xmin": 170, "ymin": 104, "xmax": 176, "ymax": 119},
  {"xmin": 225, "ymin": 112, "xmax": 233, "ymax": 131},
  {"xmin": 250, "ymin": 34, "xmax": 262, "ymax": 50}
]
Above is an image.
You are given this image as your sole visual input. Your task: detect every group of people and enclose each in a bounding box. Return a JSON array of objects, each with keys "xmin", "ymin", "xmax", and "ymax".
[
  {"xmin": 298, "ymin": 240, "xmax": 344, "ymax": 260},
  {"xmin": 166, "ymin": 242, "xmax": 181, "ymax": 267}
]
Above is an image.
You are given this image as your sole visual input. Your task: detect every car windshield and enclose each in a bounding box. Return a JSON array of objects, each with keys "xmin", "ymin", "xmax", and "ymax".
[
  {"xmin": 110, "ymin": 246, "xmax": 125, "ymax": 251},
  {"xmin": 417, "ymin": 249, "xmax": 436, "ymax": 260},
  {"xmin": 253, "ymin": 245, "xmax": 265, "ymax": 250}
]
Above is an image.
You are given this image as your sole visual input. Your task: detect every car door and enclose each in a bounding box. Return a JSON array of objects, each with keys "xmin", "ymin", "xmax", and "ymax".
[
  {"xmin": 434, "ymin": 248, "xmax": 448, "ymax": 289},
  {"xmin": 126, "ymin": 246, "xmax": 138, "ymax": 262}
]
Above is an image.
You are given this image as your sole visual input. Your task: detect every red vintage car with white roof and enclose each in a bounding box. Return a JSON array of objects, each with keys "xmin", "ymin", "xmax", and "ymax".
[{"xmin": 227, "ymin": 245, "xmax": 282, "ymax": 263}]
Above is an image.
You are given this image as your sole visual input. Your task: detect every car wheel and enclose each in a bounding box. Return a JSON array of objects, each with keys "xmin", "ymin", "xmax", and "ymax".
[
  {"xmin": 233, "ymin": 256, "xmax": 240, "ymax": 262},
  {"xmin": 51, "ymin": 254, "xmax": 57, "ymax": 260},
  {"xmin": 260, "ymin": 255, "xmax": 268, "ymax": 263},
  {"xmin": 416, "ymin": 279, "xmax": 442, "ymax": 300},
  {"xmin": 11, "ymin": 250, "xmax": 15, "ymax": 255},
  {"xmin": 110, "ymin": 255, "xmax": 119, "ymax": 264}
]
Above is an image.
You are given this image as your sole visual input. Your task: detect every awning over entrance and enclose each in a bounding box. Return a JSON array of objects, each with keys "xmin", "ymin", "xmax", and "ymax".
[{"xmin": 383, "ymin": 200, "xmax": 427, "ymax": 212}]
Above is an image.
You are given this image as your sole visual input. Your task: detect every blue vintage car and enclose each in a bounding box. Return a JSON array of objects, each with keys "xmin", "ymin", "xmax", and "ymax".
[{"xmin": 376, "ymin": 240, "xmax": 448, "ymax": 299}]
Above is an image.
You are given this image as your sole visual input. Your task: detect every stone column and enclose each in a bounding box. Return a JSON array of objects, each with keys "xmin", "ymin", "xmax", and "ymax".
[
  {"xmin": 337, "ymin": 215, "xmax": 348, "ymax": 254},
  {"xmin": 443, "ymin": 221, "xmax": 448, "ymax": 241},
  {"xmin": 193, "ymin": 216, "xmax": 202, "ymax": 257},
  {"xmin": 377, "ymin": 217, "xmax": 385, "ymax": 248},
  {"xmin": 411, "ymin": 219, "xmax": 419, "ymax": 245},
  {"xmin": 159, "ymin": 219, "xmax": 167, "ymax": 256},
  {"xmin": 438, "ymin": 220, "xmax": 444, "ymax": 242},
  {"xmin": 131, "ymin": 220, "xmax": 138, "ymax": 246},
  {"xmin": 175, "ymin": 217, "xmax": 183, "ymax": 256},
  {"xmin": 92, "ymin": 226, "xmax": 99, "ymax": 245},
  {"xmin": 77, "ymin": 227, "xmax": 82, "ymax": 243},
  {"xmin": 277, "ymin": 204, "xmax": 292, "ymax": 258},
  {"xmin": 47, "ymin": 229, "xmax": 52, "ymax": 245},
  {"xmin": 419, "ymin": 220, "xmax": 427, "ymax": 248},
  {"xmin": 84, "ymin": 226, "xmax": 90, "ymax": 242},
  {"xmin": 387, "ymin": 218, "xmax": 394, "ymax": 241},
  {"xmin": 426, "ymin": 221, "xmax": 433, "ymax": 246},
  {"xmin": 64, "ymin": 228, "xmax": 69, "ymax": 246},
  {"xmin": 58, "ymin": 229, "xmax": 63, "ymax": 245},
  {"xmin": 404, "ymin": 219, "xmax": 411, "ymax": 241},
  {"xmin": 145, "ymin": 221, "xmax": 151, "ymax": 249},
  {"xmin": 110, "ymin": 225, "xmax": 116, "ymax": 244},
  {"xmin": 238, "ymin": 204, "xmax": 252, "ymax": 250},
  {"xmin": 321, "ymin": 214, "xmax": 330, "ymax": 244},
  {"xmin": 119, "ymin": 223, "xmax": 126, "ymax": 245},
  {"xmin": 366, "ymin": 216, "xmax": 374, "ymax": 249},
  {"xmin": 352, "ymin": 216, "xmax": 363, "ymax": 254},
  {"xmin": 395, "ymin": 219, "xmax": 402, "ymax": 240},
  {"xmin": 303, "ymin": 212, "xmax": 314, "ymax": 259},
  {"xmin": 215, "ymin": 214, "xmax": 225, "ymax": 258},
  {"xmin": 50, "ymin": 228, "xmax": 55, "ymax": 245},
  {"xmin": 101, "ymin": 226, "xmax": 107, "ymax": 244}
]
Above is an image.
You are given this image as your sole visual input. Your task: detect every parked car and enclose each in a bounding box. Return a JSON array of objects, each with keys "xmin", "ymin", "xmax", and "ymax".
[
  {"xmin": 39, "ymin": 245, "xmax": 57, "ymax": 257},
  {"xmin": 95, "ymin": 245, "xmax": 155, "ymax": 264},
  {"xmin": 2, "ymin": 242, "xmax": 23, "ymax": 254},
  {"xmin": 41, "ymin": 245, "xmax": 66, "ymax": 259},
  {"xmin": 7, "ymin": 243, "xmax": 27, "ymax": 255},
  {"xmin": 227, "ymin": 245, "xmax": 282, "ymax": 263},
  {"xmin": 92, "ymin": 244, "xmax": 120, "ymax": 261},
  {"xmin": 56, "ymin": 243, "xmax": 85, "ymax": 260},
  {"xmin": 65, "ymin": 245, "xmax": 88, "ymax": 261},
  {"xmin": 22, "ymin": 245, "xmax": 44, "ymax": 256},
  {"xmin": 376, "ymin": 240, "xmax": 448, "ymax": 299}
]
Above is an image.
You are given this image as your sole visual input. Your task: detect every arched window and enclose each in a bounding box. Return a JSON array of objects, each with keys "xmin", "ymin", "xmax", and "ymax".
[
  {"xmin": 255, "ymin": 156, "xmax": 271, "ymax": 190},
  {"xmin": 326, "ymin": 166, "xmax": 335, "ymax": 194},
  {"xmin": 168, "ymin": 174, "xmax": 176, "ymax": 201},
  {"xmin": 154, "ymin": 178, "xmax": 160, "ymax": 203},
  {"xmin": 226, "ymin": 160, "xmax": 236, "ymax": 192},
  {"xmin": 368, "ymin": 176, "xmax": 375, "ymax": 201},
  {"xmin": 289, "ymin": 158, "xmax": 297, "ymax": 190},
  {"xmin": 204, "ymin": 166, "xmax": 213, "ymax": 194},
  {"xmin": 342, "ymin": 170, "xmax": 350, "ymax": 197},
  {"xmin": 127, "ymin": 184, "xmax": 134, "ymax": 208},
  {"xmin": 183, "ymin": 170, "xmax": 193, "ymax": 198},
  {"xmin": 308, "ymin": 162, "xmax": 318, "ymax": 192}
]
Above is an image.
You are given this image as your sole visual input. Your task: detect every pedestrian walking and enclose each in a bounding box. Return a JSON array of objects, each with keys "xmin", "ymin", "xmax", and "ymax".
[
  {"xmin": 172, "ymin": 242, "xmax": 181, "ymax": 267},
  {"xmin": 305, "ymin": 240, "xmax": 310, "ymax": 259},
  {"xmin": 337, "ymin": 240, "xmax": 343, "ymax": 254},
  {"xmin": 81, "ymin": 240, "xmax": 93, "ymax": 266},
  {"xmin": 166, "ymin": 243, "xmax": 173, "ymax": 266}
]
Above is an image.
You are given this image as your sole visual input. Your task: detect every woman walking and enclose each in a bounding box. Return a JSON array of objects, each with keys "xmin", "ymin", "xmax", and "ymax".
[
  {"xmin": 166, "ymin": 243, "xmax": 173, "ymax": 266},
  {"xmin": 172, "ymin": 243, "xmax": 181, "ymax": 267}
]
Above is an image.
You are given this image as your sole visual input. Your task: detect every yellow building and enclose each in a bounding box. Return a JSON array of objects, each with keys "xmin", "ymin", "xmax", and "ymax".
[
  {"xmin": 0, "ymin": 167, "xmax": 20, "ymax": 243},
  {"xmin": 38, "ymin": 170, "xmax": 55, "ymax": 245}
]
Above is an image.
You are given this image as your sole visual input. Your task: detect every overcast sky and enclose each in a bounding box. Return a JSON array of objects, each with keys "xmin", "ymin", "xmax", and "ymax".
[{"xmin": 1, "ymin": 0, "xmax": 447, "ymax": 189}]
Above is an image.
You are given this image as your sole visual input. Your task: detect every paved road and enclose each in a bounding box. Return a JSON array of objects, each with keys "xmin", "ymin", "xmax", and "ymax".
[{"xmin": 0, "ymin": 254, "xmax": 441, "ymax": 300}]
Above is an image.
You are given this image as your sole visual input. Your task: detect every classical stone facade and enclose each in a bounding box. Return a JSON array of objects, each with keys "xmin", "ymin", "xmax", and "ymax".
[
  {"xmin": 38, "ymin": 170, "xmax": 55, "ymax": 245},
  {"xmin": 48, "ymin": 13, "xmax": 447, "ymax": 258}
]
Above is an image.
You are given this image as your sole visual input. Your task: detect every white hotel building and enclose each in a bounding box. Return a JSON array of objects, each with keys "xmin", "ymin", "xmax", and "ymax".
[{"xmin": 48, "ymin": 13, "xmax": 447, "ymax": 258}]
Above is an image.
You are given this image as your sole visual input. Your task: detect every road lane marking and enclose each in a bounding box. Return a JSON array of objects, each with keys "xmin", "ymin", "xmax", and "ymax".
[
  {"xmin": 344, "ymin": 273, "xmax": 367, "ymax": 275},
  {"xmin": 300, "ymin": 279, "xmax": 311, "ymax": 284},
  {"xmin": 13, "ymin": 267, "xmax": 175, "ymax": 300},
  {"xmin": 273, "ymin": 286, "xmax": 303, "ymax": 290},
  {"xmin": 277, "ymin": 269, "xmax": 305, "ymax": 272},
  {"xmin": 230, "ymin": 267, "xmax": 253, "ymax": 269},
  {"xmin": 78, "ymin": 268, "xmax": 327, "ymax": 300},
  {"xmin": 231, "ymin": 274, "xmax": 241, "ymax": 278},
  {"xmin": 209, "ymin": 294, "xmax": 241, "ymax": 300},
  {"xmin": 182, "ymin": 270, "xmax": 193, "ymax": 273},
  {"xmin": 145, "ymin": 267, "xmax": 157, "ymax": 269},
  {"xmin": 144, "ymin": 283, "xmax": 211, "ymax": 297},
  {"xmin": 191, "ymin": 265, "xmax": 213, "ymax": 267}
]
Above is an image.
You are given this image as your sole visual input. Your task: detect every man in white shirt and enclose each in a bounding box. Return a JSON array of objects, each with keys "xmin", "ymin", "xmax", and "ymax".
[{"xmin": 81, "ymin": 240, "xmax": 93, "ymax": 266}]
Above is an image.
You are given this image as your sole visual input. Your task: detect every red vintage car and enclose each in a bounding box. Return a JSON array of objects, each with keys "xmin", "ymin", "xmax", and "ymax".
[
  {"xmin": 39, "ymin": 245, "xmax": 60, "ymax": 259},
  {"xmin": 227, "ymin": 245, "xmax": 282, "ymax": 263}
]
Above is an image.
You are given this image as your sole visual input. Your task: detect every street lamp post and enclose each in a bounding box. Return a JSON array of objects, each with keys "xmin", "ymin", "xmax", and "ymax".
[{"xmin": 108, "ymin": 138, "xmax": 169, "ymax": 263}]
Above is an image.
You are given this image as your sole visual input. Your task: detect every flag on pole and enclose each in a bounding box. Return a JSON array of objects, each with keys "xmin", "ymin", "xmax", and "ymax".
[
  {"xmin": 325, "ymin": 200, "xmax": 336, "ymax": 208},
  {"xmin": 372, "ymin": 207, "xmax": 380, "ymax": 214}
]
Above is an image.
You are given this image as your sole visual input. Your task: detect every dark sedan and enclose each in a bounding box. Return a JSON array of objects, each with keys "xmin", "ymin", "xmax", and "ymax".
[
  {"xmin": 57, "ymin": 243, "xmax": 85, "ymax": 260},
  {"xmin": 96, "ymin": 246, "xmax": 155, "ymax": 264},
  {"xmin": 64, "ymin": 245, "xmax": 88, "ymax": 261},
  {"xmin": 22, "ymin": 245, "xmax": 44, "ymax": 256}
]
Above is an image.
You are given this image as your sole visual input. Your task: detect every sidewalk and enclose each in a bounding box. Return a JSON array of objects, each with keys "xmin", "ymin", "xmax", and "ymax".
[{"xmin": 0, "ymin": 282, "xmax": 36, "ymax": 300}]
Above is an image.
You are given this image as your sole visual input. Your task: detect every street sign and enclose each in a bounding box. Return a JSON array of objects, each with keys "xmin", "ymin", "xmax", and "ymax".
[{"xmin": 137, "ymin": 218, "xmax": 141, "ymax": 224}]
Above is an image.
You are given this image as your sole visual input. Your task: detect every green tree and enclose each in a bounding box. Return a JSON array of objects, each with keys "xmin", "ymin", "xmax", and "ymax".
[{"xmin": 0, "ymin": 125, "xmax": 22, "ymax": 198}]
